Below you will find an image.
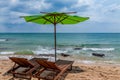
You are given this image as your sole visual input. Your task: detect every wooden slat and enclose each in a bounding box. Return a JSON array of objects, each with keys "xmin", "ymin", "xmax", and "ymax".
[
  {"xmin": 8, "ymin": 57, "xmax": 47, "ymax": 80},
  {"xmin": 35, "ymin": 59, "xmax": 74, "ymax": 80}
]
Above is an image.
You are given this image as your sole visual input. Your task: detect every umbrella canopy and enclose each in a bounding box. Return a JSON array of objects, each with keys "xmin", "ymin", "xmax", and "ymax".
[{"xmin": 21, "ymin": 12, "xmax": 89, "ymax": 61}]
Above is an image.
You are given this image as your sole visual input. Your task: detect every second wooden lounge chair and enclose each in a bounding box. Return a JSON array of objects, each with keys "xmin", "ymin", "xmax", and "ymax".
[
  {"xmin": 9, "ymin": 57, "xmax": 42, "ymax": 80},
  {"xmin": 34, "ymin": 59, "xmax": 74, "ymax": 80}
]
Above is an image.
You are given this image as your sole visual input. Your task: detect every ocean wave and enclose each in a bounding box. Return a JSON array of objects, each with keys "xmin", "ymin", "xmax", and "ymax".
[
  {"xmin": 77, "ymin": 60, "xmax": 96, "ymax": 64},
  {"xmin": 0, "ymin": 38, "xmax": 8, "ymax": 42},
  {"xmin": 33, "ymin": 49, "xmax": 67, "ymax": 55},
  {"xmin": 58, "ymin": 43, "xmax": 120, "ymax": 48},
  {"xmin": 82, "ymin": 48, "xmax": 115, "ymax": 51}
]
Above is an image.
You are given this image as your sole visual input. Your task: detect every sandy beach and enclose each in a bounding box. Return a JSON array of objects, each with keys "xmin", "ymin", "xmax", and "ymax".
[
  {"xmin": 1, "ymin": 56, "xmax": 120, "ymax": 80},
  {"xmin": 1, "ymin": 0, "xmax": 120, "ymax": 79}
]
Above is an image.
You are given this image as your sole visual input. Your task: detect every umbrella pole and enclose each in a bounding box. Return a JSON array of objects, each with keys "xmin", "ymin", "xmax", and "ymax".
[{"xmin": 54, "ymin": 24, "xmax": 57, "ymax": 61}]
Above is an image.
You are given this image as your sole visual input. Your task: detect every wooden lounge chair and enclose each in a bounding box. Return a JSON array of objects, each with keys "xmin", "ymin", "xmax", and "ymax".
[
  {"xmin": 9, "ymin": 57, "xmax": 43, "ymax": 80},
  {"xmin": 34, "ymin": 59, "xmax": 74, "ymax": 80}
]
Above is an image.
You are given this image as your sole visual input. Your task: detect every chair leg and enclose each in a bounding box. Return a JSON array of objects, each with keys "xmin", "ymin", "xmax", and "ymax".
[
  {"xmin": 68, "ymin": 65, "xmax": 72, "ymax": 71},
  {"xmin": 9, "ymin": 77, "xmax": 14, "ymax": 80},
  {"xmin": 70, "ymin": 65, "xmax": 72, "ymax": 70}
]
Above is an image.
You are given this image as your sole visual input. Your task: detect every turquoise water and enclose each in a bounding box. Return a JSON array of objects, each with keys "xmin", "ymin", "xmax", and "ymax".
[{"xmin": 0, "ymin": 33, "xmax": 120, "ymax": 62}]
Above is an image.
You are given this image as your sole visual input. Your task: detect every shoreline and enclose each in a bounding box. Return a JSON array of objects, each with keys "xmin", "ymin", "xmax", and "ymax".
[{"xmin": 0, "ymin": 54, "xmax": 120, "ymax": 65}]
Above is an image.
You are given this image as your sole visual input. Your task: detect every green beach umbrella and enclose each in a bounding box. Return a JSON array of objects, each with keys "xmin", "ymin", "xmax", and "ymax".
[{"xmin": 21, "ymin": 12, "xmax": 89, "ymax": 61}]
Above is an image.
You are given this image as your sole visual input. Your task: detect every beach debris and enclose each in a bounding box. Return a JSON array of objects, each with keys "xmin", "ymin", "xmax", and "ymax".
[
  {"xmin": 74, "ymin": 47, "xmax": 82, "ymax": 50},
  {"xmin": 92, "ymin": 53, "xmax": 105, "ymax": 57},
  {"xmin": 60, "ymin": 53, "xmax": 70, "ymax": 57}
]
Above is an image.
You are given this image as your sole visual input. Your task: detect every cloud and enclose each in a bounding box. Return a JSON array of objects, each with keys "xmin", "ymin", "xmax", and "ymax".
[
  {"xmin": 0, "ymin": 25, "xmax": 7, "ymax": 32},
  {"xmin": 0, "ymin": 0, "xmax": 52, "ymax": 25},
  {"xmin": 0, "ymin": 0, "xmax": 52, "ymax": 13},
  {"xmin": 65, "ymin": 0, "xmax": 120, "ymax": 24},
  {"xmin": 60, "ymin": 0, "xmax": 119, "ymax": 24},
  {"xmin": 72, "ymin": 0, "xmax": 94, "ymax": 8},
  {"xmin": 55, "ymin": 0, "xmax": 104, "ymax": 23},
  {"xmin": 0, "ymin": 0, "xmax": 120, "ymax": 33},
  {"xmin": 25, "ymin": 0, "xmax": 52, "ymax": 11},
  {"xmin": 10, "ymin": 0, "xmax": 19, "ymax": 5},
  {"xmin": 104, "ymin": 4, "xmax": 120, "ymax": 13}
]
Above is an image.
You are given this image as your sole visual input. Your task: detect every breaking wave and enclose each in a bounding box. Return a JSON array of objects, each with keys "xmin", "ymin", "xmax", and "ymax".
[
  {"xmin": 82, "ymin": 48, "xmax": 115, "ymax": 51},
  {"xmin": 0, "ymin": 38, "xmax": 8, "ymax": 42}
]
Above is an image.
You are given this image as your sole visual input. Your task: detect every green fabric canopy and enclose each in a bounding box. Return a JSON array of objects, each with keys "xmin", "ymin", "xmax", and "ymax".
[
  {"xmin": 21, "ymin": 12, "xmax": 89, "ymax": 61},
  {"xmin": 23, "ymin": 12, "xmax": 89, "ymax": 24}
]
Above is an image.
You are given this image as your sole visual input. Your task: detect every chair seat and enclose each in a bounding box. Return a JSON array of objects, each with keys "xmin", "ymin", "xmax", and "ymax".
[
  {"xmin": 35, "ymin": 59, "xmax": 74, "ymax": 80},
  {"xmin": 8, "ymin": 57, "xmax": 47, "ymax": 80}
]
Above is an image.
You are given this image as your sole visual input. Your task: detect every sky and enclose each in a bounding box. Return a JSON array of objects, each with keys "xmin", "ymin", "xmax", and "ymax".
[{"xmin": 0, "ymin": 0, "xmax": 120, "ymax": 33}]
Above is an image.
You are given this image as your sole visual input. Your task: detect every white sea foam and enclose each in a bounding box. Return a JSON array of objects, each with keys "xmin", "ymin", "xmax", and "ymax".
[
  {"xmin": 33, "ymin": 46, "xmax": 68, "ymax": 55},
  {"xmin": 0, "ymin": 52, "xmax": 14, "ymax": 54},
  {"xmin": 82, "ymin": 48, "xmax": 115, "ymax": 51},
  {"xmin": 33, "ymin": 49, "xmax": 54, "ymax": 55},
  {"xmin": 33, "ymin": 49, "xmax": 67, "ymax": 55},
  {"xmin": 0, "ymin": 39, "xmax": 7, "ymax": 42},
  {"xmin": 77, "ymin": 60, "xmax": 95, "ymax": 64}
]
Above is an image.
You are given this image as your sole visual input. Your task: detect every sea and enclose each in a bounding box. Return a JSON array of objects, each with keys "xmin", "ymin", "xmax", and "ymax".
[{"xmin": 0, "ymin": 33, "xmax": 120, "ymax": 63}]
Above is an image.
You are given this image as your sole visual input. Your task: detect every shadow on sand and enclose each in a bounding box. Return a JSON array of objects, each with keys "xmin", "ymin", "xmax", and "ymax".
[
  {"xmin": 59, "ymin": 66, "xmax": 84, "ymax": 80},
  {"xmin": 4, "ymin": 66, "xmax": 84, "ymax": 80}
]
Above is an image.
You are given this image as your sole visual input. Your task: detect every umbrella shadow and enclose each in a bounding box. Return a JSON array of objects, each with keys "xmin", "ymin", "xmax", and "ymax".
[
  {"xmin": 37, "ymin": 66, "xmax": 84, "ymax": 80},
  {"xmin": 3, "ymin": 69, "xmax": 29, "ymax": 80},
  {"xmin": 59, "ymin": 66, "xmax": 84, "ymax": 80},
  {"xmin": 69, "ymin": 66, "xmax": 84, "ymax": 73},
  {"xmin": 3, "ymin": 69, "xmax": 12, "ymax": 76}
]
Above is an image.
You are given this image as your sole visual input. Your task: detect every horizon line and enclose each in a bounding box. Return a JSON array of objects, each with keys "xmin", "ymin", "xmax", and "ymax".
[{"xmin": 0, "ymin": 32, "xmax": 120, "ymax": 34}]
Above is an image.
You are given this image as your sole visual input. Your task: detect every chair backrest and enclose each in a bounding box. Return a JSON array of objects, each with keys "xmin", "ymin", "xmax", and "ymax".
[
  {"xmin": 36, "ymin": 60, "xmax": 61, "ymax": 71},
  {"xmin": 9, "ymin": 57, "xmax": 34, "ymax": 67}
]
